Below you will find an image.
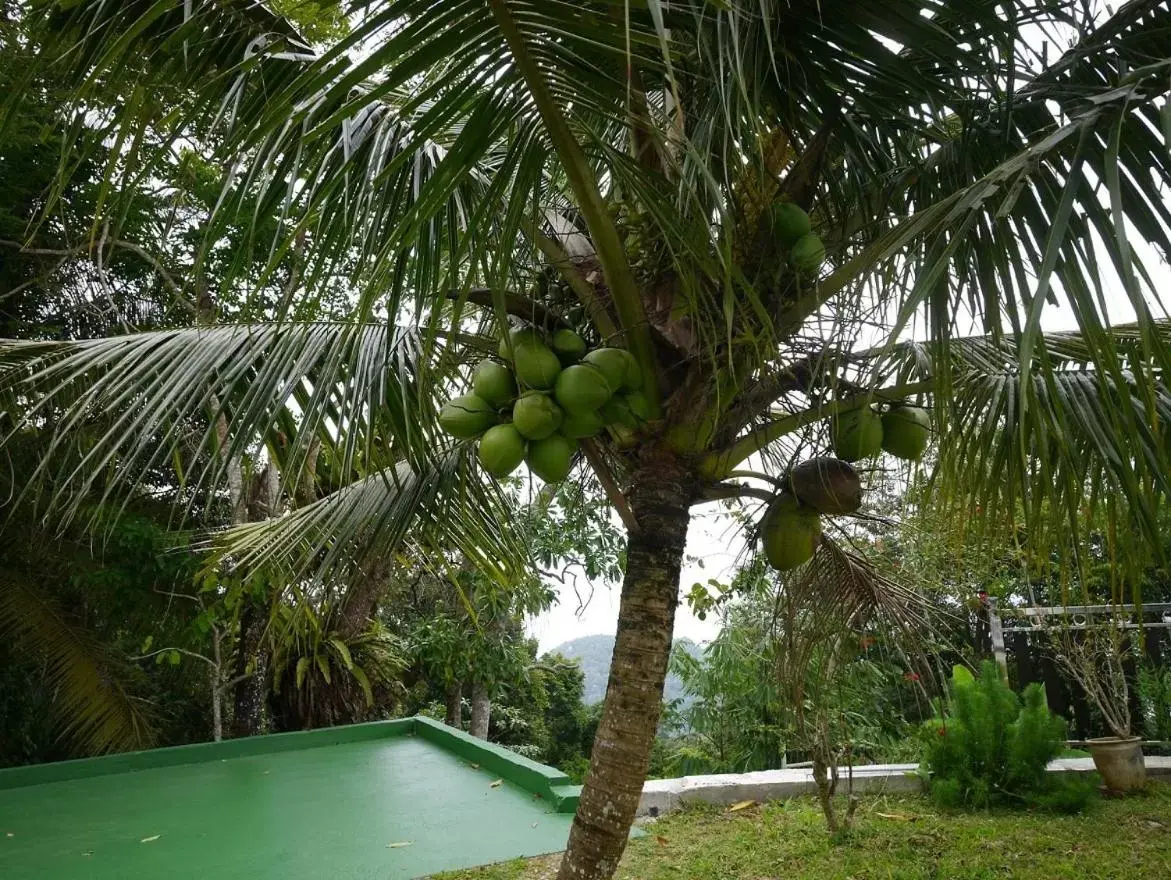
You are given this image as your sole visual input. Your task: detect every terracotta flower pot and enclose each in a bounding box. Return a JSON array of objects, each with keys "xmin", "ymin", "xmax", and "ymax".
[{"xmin": 1087, "ymin": 736, "xmax": 1146, "ymax": 793}]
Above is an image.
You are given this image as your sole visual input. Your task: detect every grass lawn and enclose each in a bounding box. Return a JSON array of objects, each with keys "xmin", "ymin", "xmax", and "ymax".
[{"xmin": 437, "ymin": 783, "xmax": 1171, "ymax": 880}]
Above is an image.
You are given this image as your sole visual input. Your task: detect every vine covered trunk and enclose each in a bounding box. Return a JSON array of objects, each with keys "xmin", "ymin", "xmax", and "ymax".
[{"xmin": 557, "ymin": 450, "xmax": 696, "ymax": 880}]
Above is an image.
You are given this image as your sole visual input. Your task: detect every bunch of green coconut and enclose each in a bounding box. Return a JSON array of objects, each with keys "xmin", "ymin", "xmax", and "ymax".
[
  {"xmin": 759, "ymin": 402, "xmax": 931, "ymax": 572},
  {"xmin": 437, "ymin": 325, "xmax": 647, "ymax": 483},
  {"xmin": 767, "ymin": 202, "xmax": 826, "ymax": 276}
]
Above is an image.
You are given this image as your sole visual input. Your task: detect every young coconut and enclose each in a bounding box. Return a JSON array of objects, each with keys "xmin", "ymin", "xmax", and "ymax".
[
  {"xmin": 512, "ymin": 341, "xmax": 563, "ymax": 389},
  {"xmin": 511, "ymin": 392, "xmax": 564, "ymax": 440},
  {"xmin": 478, "ymin": 424, "xmax": 526, "ymax": 477},
  {"xmin": 616, "ymin": 348, "xmax": 643, "ymax": 391},
  {"xmin": 551, "ymin": 329, "xmax": 588, "ymax": 366},
  {"xmin": 439, "ymin": 394, "xmax": 497, "ymax": 439},
  {"xmin": 526, "ymin": 434, "xmax": 577, "ymax": 483},
  {"xmin": 768, "ymin": 202, "xmax": 812, "ymax": 248},
  {"xmin": 560, "ymin": 408, "xmax": 606, "ymax": 439},
  {"xmin": 881, "ymin": 404, "xmax": 931, "ymax": 460},
  {"xmin": 554, "ymin": 363, "xmax": 612, "ymax": 413},
  {"xmin": 789, "ymin": 233, "xmax": 825, "ymax": 274},
  {"xmin": 760, "ymin": 492, "xmax": 822, "ymax": 571},
  {"xmin": 497, "ymin": 327, "xmax": 543, "ymax": 360},
  {"xmin": 831, "ymin": 405, "xmax": 883, "ymax": 462},
  {"xmin": 472, "ymin": 359, "xmax": 517, "ymax": 408},
  {"xmin": 788, "ymin": 457, "xmax": 863, "ymax": 515},
  {"xmin": 583, "ymin": 347, "xmax": 630, "ymax": 392}
]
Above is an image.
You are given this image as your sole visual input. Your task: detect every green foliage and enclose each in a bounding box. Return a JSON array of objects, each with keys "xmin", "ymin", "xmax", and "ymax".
[
  {"xmin": 1137, "ymin": 662, "xmax": 1171, "ymax": 743},
  {"xmin": 921, "ymin": 662, "xmax": 1094, "ymax": 812}
]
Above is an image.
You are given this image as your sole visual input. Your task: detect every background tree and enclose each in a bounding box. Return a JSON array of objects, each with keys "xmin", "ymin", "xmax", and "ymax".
[{"xmin": 4, "ymin": 4, "xmax": 1171, "ymax": 880}]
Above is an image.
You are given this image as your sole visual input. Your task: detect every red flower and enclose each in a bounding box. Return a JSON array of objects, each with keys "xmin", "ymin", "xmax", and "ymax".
[
  {"xmin": 938, "ymin": 727, "xmax": 947, "ymax": 737},
  {"xmin": 904, "ymin": 671, "xmax": 921, "ymax": 682},
  {"xmin": 859, "ymin": 635, "xmax": 875, "ymax": 650}
]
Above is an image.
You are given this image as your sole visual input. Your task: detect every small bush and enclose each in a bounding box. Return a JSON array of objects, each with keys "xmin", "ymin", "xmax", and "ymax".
[{"xmin": 921, "ymin": 661, "xmax": 1095, "ymax": 812}]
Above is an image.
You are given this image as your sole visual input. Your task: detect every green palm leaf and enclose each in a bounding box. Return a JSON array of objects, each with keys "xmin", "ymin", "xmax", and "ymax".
[
  {"xmin": 213, "ymin": 449, "xmax": 526, "ymax": 585},
  {"xmin": 1, "ymin": 321, "xmax": 438, "ymax": 523},
  {"xmin": 0, "ymin": 569, "xmax": 155, "ymax": 754}
]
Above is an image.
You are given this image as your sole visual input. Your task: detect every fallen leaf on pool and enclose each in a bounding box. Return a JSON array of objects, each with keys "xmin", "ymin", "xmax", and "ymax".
[
  {"xmin": 5, "ymin": 832, "xmax": 13, "ymax": 838},
  {"xmin": 489, "ymin": 779, "xmax": 503, "ymax": 788},
  {"xmin": 531, "ymin": 822, "xmax": 539, "ymax": 828},
  {"xmin": 82, "ymin": 851, "xmax": 94, "ymax": 857},
  {"xmin": 469, "ymin": 763, "xmax": 480, "ymax": 770},
  {"xmin": 386, "ymin": 842, "xmax": 412, "ymax": 849},
  {"xmin": 726, "ymin": 800, "xmax": 756, "ymax": 813},
  {"xmin": 140, "ymin": 835, "xmax": 160, "ymax": 843}
]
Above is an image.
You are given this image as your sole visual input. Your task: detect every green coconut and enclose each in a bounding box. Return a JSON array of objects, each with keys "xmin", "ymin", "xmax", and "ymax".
[
  {"xmin": 526, "ymin": 434, "xmax": 576, "ymax": 483},
  {"xmin": 881, "ymin": 404, "xmax": 931, "ymax": 461},
  {"xmin": 617, "ymin": 348, "xmax": 642, "ymax": 391},
  {"xmin": 478, "ymin": 424, "xmax": 526, "ymax": 477},
  {"xmin": 560, "ymin": 409, "xmax": 606, "ymax": 439},
  {"xmin": 497, "ymin": 327, "xmax": 543, "ymax": 360},
  {"xmin": 624, "ymin": 390, "xmax": 652, "ymax": 422},
  {"xmin": 551, "ymin": 329, "xmax": 588, "ymax": 366},
  {"xmin": 512, "ymin": 342, "xmax": 563, "ymax": 389},
  {"xmin": 438, "ymin": 394, "xmax": 497, "ymax": 439},
  {"xmin": 831, "ymin": 406, "xmax": 884, "ymax": 462},
  {"xmin": 600, "ymin": 396, "xmax": 638, "ymax": 429},
  {"xmin": 511, "ymin": 392, "xmax": 564, "ymax": 440},
  {"xmin": 790, "ymin": 233, "xmax": 825, "ymax": 274},
  {"xmin": 472, "ymin": 359, "xmax": 517, "ymax": 408},
  {"xmin": 788, "ymin": 457, "xmax": 863, "ymax": 515},
  {"xmin": 769, "ymin": 202, "xmax": 812, "ymax": 247},
  {"xmin": 583, "ymin": 347, "xmax": 629, "ymax": 392},
  {"xmin": 760, "ymin": 493, "xmax": 822, "ymax": 571},
  {"xmin": 554, "ymin": 363, "xmax": 612, "ymax": 413}
]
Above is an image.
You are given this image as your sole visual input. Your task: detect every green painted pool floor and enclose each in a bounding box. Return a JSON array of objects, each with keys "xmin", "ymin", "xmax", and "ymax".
[{"xmin": 0, "ymin": 734, "xmax": 573, "ymax": 879}]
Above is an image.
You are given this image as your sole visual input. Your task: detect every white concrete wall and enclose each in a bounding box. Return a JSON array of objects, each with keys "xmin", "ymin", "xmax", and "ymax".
[{"xmin": 637, "ymin": 757, "xmax": 1171, "ymax": 817}]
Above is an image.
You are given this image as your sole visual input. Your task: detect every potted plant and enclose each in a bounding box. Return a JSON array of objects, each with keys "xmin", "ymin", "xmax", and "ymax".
[{"xmin": 1051, "ymin": 619, "xmax": 1145, "ymax": 793}]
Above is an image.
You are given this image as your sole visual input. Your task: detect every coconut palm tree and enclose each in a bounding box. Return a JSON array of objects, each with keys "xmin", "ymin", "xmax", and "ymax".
[{"xmin": 4, "ymin": 1, "xmax": 1171, "ymax": 877}]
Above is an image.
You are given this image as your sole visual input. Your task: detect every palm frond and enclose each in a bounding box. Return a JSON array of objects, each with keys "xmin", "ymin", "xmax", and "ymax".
[
  {"xmin": 211, "ymin": 448, "xmax": 527, "ymax": 587},
  {"xmin": 1, "ymin": 321, "xmax": 439, "ymax": 524},
  {"xmin": 0, "ymin": 569, "xmax": 155, "ymax": 754},
  {"xmin": 866, "ymin": 324, "xmax": 1171, "ymax": 567},
  {"xmin": 770, "ymin": 535, "xmax": 939, "ymax": 708}
]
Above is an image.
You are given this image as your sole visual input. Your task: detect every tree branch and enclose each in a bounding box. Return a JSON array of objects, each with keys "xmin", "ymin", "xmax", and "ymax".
[
  {"xmin": 580, "ymin": 439, "xmax": 639, "ymax": 533},
  {"xmin": 447, "ymin": 288, "xmax": 570, "ymax": 331},
  {"xmin": 701, "ymin": 379, "xmax": 935, "ymax": 478},
  {"xmin": 488, "ymin": 0, "xmax": 658, "ymax": 409},
  {"xmin": 524, "ymin": 218, "xmax": 620, "ymax": 340},
  {"xmin": 132, "ymin": 647, "xmax": 215, "ymax": 666},
  {"xmin": 698, "ymin": 482, "xmax": 776, "ymax": 504}
]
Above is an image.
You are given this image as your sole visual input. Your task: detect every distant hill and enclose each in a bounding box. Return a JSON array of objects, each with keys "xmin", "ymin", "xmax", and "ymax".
[{"xmin": 545, "ymin": 634, "xmax": 704, "ymax": 705}]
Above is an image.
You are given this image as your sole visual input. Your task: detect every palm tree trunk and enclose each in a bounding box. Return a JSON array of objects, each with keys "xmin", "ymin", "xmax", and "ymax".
[
  {"xmin": 230, "ymin": 603, "xmax": 267, "ymax": 738},
  {"xmin": 445, "ymin": 681, "xmax": 463, "ymax": 728},
  {"xmin": 470, "ymin": 681, "xmax": 491, "ymax": 739},
  {"xmin": 557, "ymin": 451, "xmax": 695, "ymax": 880}
]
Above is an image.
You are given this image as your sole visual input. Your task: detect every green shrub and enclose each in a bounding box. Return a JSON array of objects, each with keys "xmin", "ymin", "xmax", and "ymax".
[{"xmin": 921, "ymin": 661, "xmax": 1096, "ymax": 812}]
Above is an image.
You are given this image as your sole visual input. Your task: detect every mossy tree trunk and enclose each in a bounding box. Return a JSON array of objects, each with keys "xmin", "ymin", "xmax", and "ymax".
[
  {"xmin": 445, "ymin": 681, "xmax": 463, "ymax": 728},
  {"xmin": 470, "ymin": 681, "xmax": 491, "ymax": 740},
  {"xmin": 557, "ymin": 450, "xmax": 696, "ymax": 880}
]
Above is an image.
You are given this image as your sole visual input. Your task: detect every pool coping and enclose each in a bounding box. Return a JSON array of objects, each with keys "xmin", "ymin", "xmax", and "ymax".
[{"xmin": 0, "ymin": 715, "xmax": 583, "ymax": 812}]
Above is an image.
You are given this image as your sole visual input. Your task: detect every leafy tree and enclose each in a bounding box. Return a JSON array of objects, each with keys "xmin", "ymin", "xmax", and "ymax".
[{"xmin": 5, "ymin": 3, "xmax": 1171, "ymax": 877}]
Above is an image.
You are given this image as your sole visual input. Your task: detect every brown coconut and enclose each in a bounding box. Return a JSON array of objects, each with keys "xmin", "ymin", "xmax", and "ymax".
[{"xmin": 788, "ymin": 457, "xmax": 863, "ymax": 515}]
